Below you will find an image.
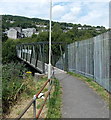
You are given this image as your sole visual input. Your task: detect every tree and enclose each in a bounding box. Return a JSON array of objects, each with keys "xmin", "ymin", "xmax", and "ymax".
[
  {"xmin": 52, "ymin": 23, "xmax": 63, "ymax": 42},
  {"xmin": 2, "ymin": 33, "xmax": 8, "ymax": 42}
]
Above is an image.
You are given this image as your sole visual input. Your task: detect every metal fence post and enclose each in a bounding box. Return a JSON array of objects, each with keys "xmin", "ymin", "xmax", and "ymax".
[
  {"xmin": 30, "ymin": 45, "xmax": 33, "ymax": 64},
  {"xmin": 48, "ymin": 80, "xmax": 50, "ymax": 100},
  {"xmin": 26, "ymin": 45, "xmax": 28, "ymax": 61},
  {"xmin": 23, "ymin": 45, "xmax": 25, "ymax": 59},
  {"xmin": 33, "ymin": 95, "xmax": 36, "ymax": 119},
  {"xmin": 35, "ymin": 45, "xmax": 38, "ymax": 67},
  {"xmin": 109, "ymin": 31, "xmax": 111, "ymax": 92},
  {"xmin": 42, "ymin": 44, "xmax": 45, "ymax": 73},
  {"xmin": 65, "ymin": 44, "xmax": 68, "ymax": 71},
  {"xmin": 21, "ymin": 45, "xmax": 23, "ymax": 59}
]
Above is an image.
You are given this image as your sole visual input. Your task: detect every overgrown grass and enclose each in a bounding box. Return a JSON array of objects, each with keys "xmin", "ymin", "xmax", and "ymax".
[
  {"xmin": 2, "ymin": 62, "xmax": 38, "ymax": 116},
  {"xmin": 35, "ymin": 77, "xmax": 48, "ymax": 92},
  {"xmin": 68, "ymin": 72, "xmax": 109, "ymax": 104},
  {"xmin": 46, "ymin": 78, "xmax": 62, "ymax": 119}
]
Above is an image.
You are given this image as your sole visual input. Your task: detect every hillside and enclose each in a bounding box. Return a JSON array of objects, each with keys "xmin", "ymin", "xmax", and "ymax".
[
  {"xmin": 2, "ymin": 14, "xmax": 108, "ymax": 44},
  {"xmin": 2, "ymin": 15, "xmax": 49, "ymax": 30},
  {"xmin": 2, "ymin": 15, "xmax": 107, "ymax": 33}
]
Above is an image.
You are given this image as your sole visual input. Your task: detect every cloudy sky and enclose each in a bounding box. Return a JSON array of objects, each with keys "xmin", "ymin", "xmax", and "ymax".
[{"xmin": 0, "ymin": 0, "xmax": 110, "ymax": 28}]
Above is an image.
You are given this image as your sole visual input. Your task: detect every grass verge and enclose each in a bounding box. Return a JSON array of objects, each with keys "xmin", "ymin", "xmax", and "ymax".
[
  {"xmin": 5, "ymin": 75, "xmax": 48, "ymax": 118},
  {"xmin": 68, "ymin": 72, "xmax": 109, "ymax": 104},
  {"xmin": 46, "ymin": 78, "xmax": 62, "ymax": 118}
]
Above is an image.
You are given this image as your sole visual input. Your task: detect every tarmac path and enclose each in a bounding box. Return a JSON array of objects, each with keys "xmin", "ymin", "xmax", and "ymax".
[{"xmin": 54, "ymin": 68, "xmax": 109, "ymax": 118}]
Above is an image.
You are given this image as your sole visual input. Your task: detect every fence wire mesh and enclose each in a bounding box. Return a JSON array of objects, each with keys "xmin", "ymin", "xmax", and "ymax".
[{"xmin": 56, "ymin": 31, "xmax": 110, "ymax": 92}]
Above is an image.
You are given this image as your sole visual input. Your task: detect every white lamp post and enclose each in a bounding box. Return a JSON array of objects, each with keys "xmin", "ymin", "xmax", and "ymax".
[{"xmin": 48, "ymin": 0, "xmax": 52, "ymax": 80}]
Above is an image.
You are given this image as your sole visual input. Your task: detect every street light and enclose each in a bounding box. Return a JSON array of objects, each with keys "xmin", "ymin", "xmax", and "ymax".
[{"xmin": 48, "ymin": 0, "xmax": 52, "ymax": 80}]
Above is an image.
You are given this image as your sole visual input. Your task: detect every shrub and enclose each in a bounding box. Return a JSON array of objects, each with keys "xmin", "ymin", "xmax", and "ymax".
[{"xmin": 2, "ymin": 62, "xmax": 27, "ymax": 114}]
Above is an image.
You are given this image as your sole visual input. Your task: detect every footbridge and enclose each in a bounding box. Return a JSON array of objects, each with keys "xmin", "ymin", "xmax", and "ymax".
[{"xmin": 16, "ymin": 41, "xmax": 68, "ymax": 74}]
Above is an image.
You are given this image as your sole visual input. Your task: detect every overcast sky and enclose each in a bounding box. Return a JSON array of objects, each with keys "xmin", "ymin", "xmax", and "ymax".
[{"xmin": 0, "ymin": 0, "xmax": 110, "ymax": 28}]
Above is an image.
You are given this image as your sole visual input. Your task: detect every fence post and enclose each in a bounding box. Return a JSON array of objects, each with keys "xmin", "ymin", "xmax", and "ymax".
[
  {"xmin": 65, "ymin": 44, "xmax": 68, "ymax": 71},
  {"xmin": 33, "ymin": 95, "xmax": 36, "ymax": 119},
  {"xmin": 26, "ymin": 45, "xmax": 29, "ymax": 62},
  {"xmin": 21, "ymin": 45, "xmax": 23, "ymax": 59},
  {"xmin": 42, "ymin": 44, "xmax": 45, "ymax": 73},
  {"xmin": 109, "ymin": 31, "xmax": 111, "ymax": 92},
  {"xmin": 35, "ymin": 45, "xmax": 39, "ymax": 67},
  {"xmin": 30, "ymin": 45, "xmax": 33, "ymax": 64},
  {"xmin": 48, "ymin": 80, "xmax": 51, "ymax": 100}
]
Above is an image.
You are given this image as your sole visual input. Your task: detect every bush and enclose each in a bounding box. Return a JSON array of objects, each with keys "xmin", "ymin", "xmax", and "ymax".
[
  {"xmin": 2, "ymin": 39, "xmax": 18, "ymax": 64},
  {"xmin": 2, "ymin": 63, "xmax": 27, "ymax": 114}
]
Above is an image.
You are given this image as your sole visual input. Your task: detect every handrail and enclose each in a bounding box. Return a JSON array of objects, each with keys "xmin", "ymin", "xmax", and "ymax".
[
  {"xmin": 16, "ymin": 79, "xmax": 51, "ymax": 120},
  {"xmin": 16, "ymin": 41, "xmax": 67, "ymax": 46},
  {"xmin": 35, "ymin": 79, "xmax": 50, "ymax": 98},
  {"xmin": 16, "ymin": 99, "xmax": 35, "ymax": 120},
  {"xmin": 36, "ymin": 90, "xmax": 50, "ymax": 118},
  {"xmin": 36, "ymin": 83, "xmax": 53, "ymax": 119}
]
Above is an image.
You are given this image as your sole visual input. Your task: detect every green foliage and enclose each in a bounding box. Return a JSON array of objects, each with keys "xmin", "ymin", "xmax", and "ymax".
[
  {"xmin": 52, "ymin": 23, "xmax": 63, "ymax": 42},
  {"xmin": 2, "ymin": 33, "xmax": 8, "ymax": 42},
  {"xmin": 2, "ymin": 39, "xmax": 18, "ymax": 64},
  {"xmin": 2, "ymin": 63, "xmax": 27, "ymax": 114},
  {"xmin": 32, "ymin": 34, "xmax": 37, "ymax": 38},
  {"xmin": 2, "ymin": 15, "xmax": 108, "ymax": 44},
  {"xmin": 46, "ymin": 79, "xmax": 62, "ymax": 118},
  {"xmin": 2, "ymin": 15, "xmax": 49, "ymax": 30},
  {"xmin": 2, "ymin": 37, "xmax": 35, "ymax": 64},
  {"xmin": 36, "ymin": 32, "xmax": 49, "ymax": 42}
]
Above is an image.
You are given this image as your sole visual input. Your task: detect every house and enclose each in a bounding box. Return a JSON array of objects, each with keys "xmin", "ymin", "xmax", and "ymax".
[
  {"xmin": 7, "ymin": 27, "xmax": 36, "ymax": 39},
  {"xmin": 22, "ymin": 28, "xmax": 36, "ymax": 37},
  {"xmin": 95, "ymin": 28, "xmax": 101, "ymax": 31},
  {"xmin": 35, "ymin": 32, "xmax": 40, "ymax": 35},
  {"xmin": 63, "ymin": 30, "xmax": 68, "ymax": 33},
  {"xmin": 36, "ymin": 24, "xmax": 47, "ymax": 28},
  {"xmin": 66, "ymin": 27, "xmax": 73, "ymax": 30},
  {"xmin": 41, "ymin": 29, "xmax": 48, "ymax": 32},
  {"xmin": 78, "ymin": 27, "xmax": 82, "ymax": 30},
  {"xmin": 7, "ymin": 27, "xmax": 22, "ymax": 39},
  {"xmin": 10, "ymin": 21, "xmax": 15, "ymax": 23}
]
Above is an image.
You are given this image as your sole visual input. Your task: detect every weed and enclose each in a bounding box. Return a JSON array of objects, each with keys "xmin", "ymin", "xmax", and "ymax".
[{"xmin": 46, "ymin": 78, "xmax": 62, "ymax": 118}]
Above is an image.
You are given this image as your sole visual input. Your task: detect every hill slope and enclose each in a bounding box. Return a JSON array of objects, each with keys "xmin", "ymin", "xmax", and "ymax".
[{"xmin": 2, "ymin": 15, "xmax": 107, "ymax": 34}]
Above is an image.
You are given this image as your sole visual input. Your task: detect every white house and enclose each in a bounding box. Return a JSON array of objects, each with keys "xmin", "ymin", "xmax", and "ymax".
[
  {"xmin": 22, "ymin": 28, "xmax": 36, "ymax": 37},
  {"xmin": 36, "ymin": 24, "xmax": 47, "ymax": 28},
  {"xmin": 78, "ymin": 27, "xmax": 82, "ymax": 30},
  {"xmin": 10, "ymin": 21, "xmax": 15, "ymax": 24},
  {"xmin": 7, "ymin": 27, "xmax": 22, "ymax": 39},
  {"xmin": 66, "ymin": 27, "xmax": 73, "ymax": 30},
  {"xmin": 7, "ymin": 27, "xmax": 37, "ymax": 39},
  {"xmin": 7, "ymin": 28, "xmax": 18, "ymax": 39}
]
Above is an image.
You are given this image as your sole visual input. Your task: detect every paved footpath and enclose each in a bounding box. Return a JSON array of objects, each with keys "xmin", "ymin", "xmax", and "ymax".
[{"xmin": 54, "ymin": 68, "xmax": 109, "ymax": 118}]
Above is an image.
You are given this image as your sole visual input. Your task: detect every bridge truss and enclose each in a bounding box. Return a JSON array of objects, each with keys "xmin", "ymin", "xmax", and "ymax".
[{"xmin": 16, "ymin": 41, "xmax": 68, "ymax": 74}]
